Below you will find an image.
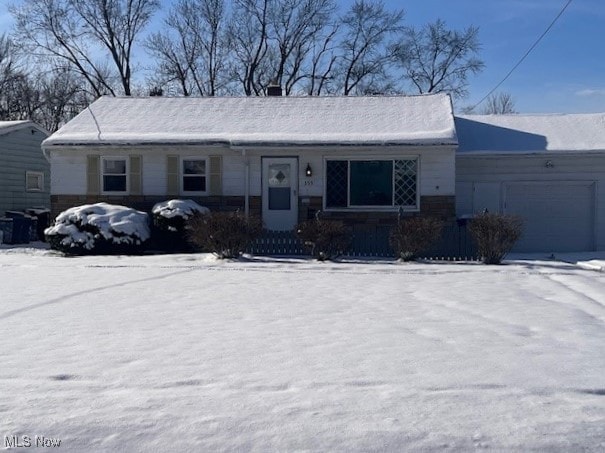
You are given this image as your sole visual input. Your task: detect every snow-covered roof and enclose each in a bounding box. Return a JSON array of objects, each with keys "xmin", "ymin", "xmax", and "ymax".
[
  {"xmin": 42, "ymin": 94, "xmax": 457, "ymax": 148},
  {"xmin": 0, "ymin": 120, "xmax": 49, "ymax": 137},
  {"xmin": 456, "ymin": 113, "xmax": 605, "ymax": 154}
]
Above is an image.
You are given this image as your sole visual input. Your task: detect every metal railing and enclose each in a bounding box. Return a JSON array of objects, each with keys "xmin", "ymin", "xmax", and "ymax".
[{"xmin": 248, "ymin": 220, "xmax": 478, "ymax": 260}]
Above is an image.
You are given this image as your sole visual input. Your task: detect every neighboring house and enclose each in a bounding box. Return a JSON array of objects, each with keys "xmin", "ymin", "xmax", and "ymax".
[
  {"xmin": 456, "ymin": 114, "xmax": 605, "ymax": 252},
  {"xmin": 42, "ymin": 94, "xmax": 457, "ymax": 231},
  {"xmin": 0, "ymin": 121, "xmax": 50, "ymax": 216}
]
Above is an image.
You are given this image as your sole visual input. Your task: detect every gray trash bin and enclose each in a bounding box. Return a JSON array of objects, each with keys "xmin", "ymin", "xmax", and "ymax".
[
  {"xmin": 0, "ymin": 218, "xmax": 14, "ymax": 244},
  {"xmin": 4, "ymin": 211, "xmax": 32, "ymax": 244}
]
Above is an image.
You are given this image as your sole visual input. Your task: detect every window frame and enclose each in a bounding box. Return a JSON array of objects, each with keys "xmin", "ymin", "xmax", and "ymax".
[
  {"xmin": 25, "ymin": 171, "xmax": 45, "ymax": 192},
  {"xmin": 101, "ymin": 156, "xmax": 129, "ymax": 194},
  {"xmin": 323, "ymin": 156, "xmax": 420, "ymax": 211},
  {"xmin": 180, "ymin": 157, "xmax": 208, "ymax": 195}
]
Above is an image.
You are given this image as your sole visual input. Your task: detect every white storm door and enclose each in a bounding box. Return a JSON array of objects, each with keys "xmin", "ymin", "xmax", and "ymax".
[{"xmin": 262, "ymin": 157, "xmax": 298, "ymax": 231}]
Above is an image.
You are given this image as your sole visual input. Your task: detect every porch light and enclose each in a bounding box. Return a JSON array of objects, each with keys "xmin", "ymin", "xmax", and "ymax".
[
  {"xmin": 545, "ymin": 160, "xmax": 554, "ymax": 168},
  {"xmin": 305, "ymin": 163, "xmax": 313, "ymax": 177}
]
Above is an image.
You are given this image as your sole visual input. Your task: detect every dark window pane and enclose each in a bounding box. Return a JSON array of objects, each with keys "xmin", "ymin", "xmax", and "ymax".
[
  {"xmin": 183, "ymin": 176, "xmax": 206, "ymax": 192},
  {"xmin": 326, "ymin": 160, "xmax": 348, "ymax": 208},
  {"xmin": 103, "ymin": 175, "xmax": 126, "ymax": 192},
  {"xmin": 268, "ymin": 187, "xmax": 291, "ymax": 210},
  {"xmin": 350, "ymin": 160, "xmax": 393, "ymax": 206},
  {"xmin": 183, "ymin": 160, "xmax": 205, "ymax": 175}
]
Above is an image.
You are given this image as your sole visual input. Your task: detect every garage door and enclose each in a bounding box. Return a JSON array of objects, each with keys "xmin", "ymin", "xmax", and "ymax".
[{"xmin": 504, "ymin": 182, "xmax": 595, "ymax": 252}]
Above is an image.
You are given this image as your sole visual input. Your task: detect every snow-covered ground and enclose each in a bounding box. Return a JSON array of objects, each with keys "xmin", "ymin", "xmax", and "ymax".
[{"xmin": 1, "ymin": 246, "xmax": 605, "ymax": 451}]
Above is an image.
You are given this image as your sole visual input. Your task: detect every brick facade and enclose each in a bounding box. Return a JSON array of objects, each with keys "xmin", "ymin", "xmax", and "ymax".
[
  {"xmin": 50, "ymin": 195, "xmax": 259, "ymax": 219},
  {"xmin": 51, "ymin": 194, "xmax": 455, "ymax": 226},
  {"xmin": 300, "ymin": 195, "xmax": 456, "ymax": 226}
]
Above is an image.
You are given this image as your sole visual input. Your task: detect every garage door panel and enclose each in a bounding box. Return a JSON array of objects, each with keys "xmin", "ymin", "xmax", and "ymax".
[{"xmin": 504, "ymin": 182, "xmax": 595, "ymax": 252}]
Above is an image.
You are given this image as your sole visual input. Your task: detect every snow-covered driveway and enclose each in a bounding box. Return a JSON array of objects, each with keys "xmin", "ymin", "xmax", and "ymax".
[{"xmin": 1, "ymin": 249, "xmax": 604, "ymax": 451}]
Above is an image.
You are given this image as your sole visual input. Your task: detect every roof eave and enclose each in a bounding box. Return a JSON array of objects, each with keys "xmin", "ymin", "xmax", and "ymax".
[
  {"xmin": 1, "ymin": 121, "xmax": 50, "ymax": 138},
  {"xmin": 42, "ymin": 139, "xmax": 458, "ymax": 149},
  {"xmin": 457, "ymin": 148, "xmax": 605, "ymax": 156}
]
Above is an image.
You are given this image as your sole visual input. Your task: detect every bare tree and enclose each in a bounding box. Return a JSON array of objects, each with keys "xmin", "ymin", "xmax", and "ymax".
[
  {"xmin": 230, "ymin": 0, "xmax": 272, "ymax": 95},
  {"xmin": 0, "ymin": 34, "xmax": 20, "ymax": 95},
  {"xmin": 34, "ymin": 67, "xmax": 92, "ymax": 131},
  {"xmin": 268, "ymin": 0, "xmax": 336, "ymax": 95},
  {"xmin": 482, "ymin": 92, "xmax": 517, "ymax": 114},
  {"xmin": 0, "ymin": 34, "xmax": 32, "ymax": 120},
  {"xmin": 230, "ymin": 0, "xmax": 339, "ymax": 96},
  {"xmin": 0, "ymin": 35, "xmax": 90, "ymax": 130},
  {"xmin": 396, "ymin": 19, "xmax": 484, "ymax": 98},
  {"xmin": 146, "ymin": 31, "xmax": 193, "ymax": 96},
  {"xmin": 146, "ymin": 0, "xmax": 230, "ymax": 96},
  {"xmin": 11, "ymin": 0, "xmax": 159, "ymax": 97},
  {"xmin": 305, "ymin": 25, "xmax": 339, "ymax": 95},
  {"xmin": 337, "ymin": 0, "xmax": 404, "ymax": 95}
]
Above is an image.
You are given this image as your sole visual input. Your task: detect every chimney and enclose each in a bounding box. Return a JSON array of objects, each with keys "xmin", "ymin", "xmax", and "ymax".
[{"xmin": 267, "ymin": 82, "xmax": 282, "ymax": 97}]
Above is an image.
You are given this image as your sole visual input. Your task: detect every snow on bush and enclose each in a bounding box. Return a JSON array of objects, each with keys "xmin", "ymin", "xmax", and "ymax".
[
  {"xmin": 45, "ymin": 203, "xmax": 150, "ymax": 254},
  {"xmin": 151, "ymin": 200, "xmax": 210, "ymax": 252},
  {"xmin": 152, "ymin": 199, "xmax": 210, "ymax": 221}
]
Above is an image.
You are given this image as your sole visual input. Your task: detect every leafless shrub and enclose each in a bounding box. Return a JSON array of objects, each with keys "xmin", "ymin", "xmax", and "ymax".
[
  {"xmin": 469, "ymin": 212, "xmax": 523, "ymax": 264},
  {"xmin": 187, "ymin": 211, "xmax": 262, "ymax": 258},
  {"xmin": 389, "ymin": 216, "xmax": 443, "ymax": 261},
  {"xmin": 296, "ymin": 218, "xmax": 351, "ymax": 261}
]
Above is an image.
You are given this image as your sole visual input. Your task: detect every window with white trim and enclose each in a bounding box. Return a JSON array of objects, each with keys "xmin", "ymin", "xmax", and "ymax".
[
  {"xmin": 25, "ymin": 171, "xmax": 44, "ymax": 192},
  {"xmin": 182, "ymin": 158, "xmax": 207, "ymax": 193},
  {"xmin": 325, "ymin": 158, "xmax": 418, "ymax": 209},
  {"xmin": 102, "ymin": 157, "xmax": 128, "ymax": 193}
]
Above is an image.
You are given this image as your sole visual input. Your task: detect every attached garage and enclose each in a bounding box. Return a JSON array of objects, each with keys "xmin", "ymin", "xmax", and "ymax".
[
  {"xmin": 455, "ymin": 114, "xmax": 605, "ymax": 253},
  {"xmin": 504, "ymin": 182, "xmax": 595, "ymax": 252}
]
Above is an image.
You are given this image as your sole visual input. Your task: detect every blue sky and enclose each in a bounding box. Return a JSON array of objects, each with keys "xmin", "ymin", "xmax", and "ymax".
[
  {"xmin": 1, "ymin": 0, "xmax": 604, "ymax": 113},
  {"xmin": 386, "ymin": 0, "xmax": 605, "ymax": 113}
]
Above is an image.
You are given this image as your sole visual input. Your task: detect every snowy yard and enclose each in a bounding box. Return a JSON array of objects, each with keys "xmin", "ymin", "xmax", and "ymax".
[{"xmin": 1, "ymin": 247, "xmax": 605, "ymax": 452}]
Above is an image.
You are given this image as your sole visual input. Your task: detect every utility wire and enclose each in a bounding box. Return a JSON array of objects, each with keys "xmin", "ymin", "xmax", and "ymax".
[{"xmin": 470, "ymin": 0, "xmax": 573, "ymax": 110}]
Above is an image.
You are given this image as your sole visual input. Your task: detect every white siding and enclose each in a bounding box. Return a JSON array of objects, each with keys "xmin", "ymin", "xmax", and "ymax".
[
  {"xmin": 222, "ymin": 155, "xmax": 244, "ymax": 196},
  {"xmin": 456, "ymin": 153, "xmax": 605, "ymax": 251},
  {"xmin": 298, "ymin": 154, "xmax": 324, "ymax": 197},
  {"xmin": 419, "ymin": 148, "xmax": 456, "ymax": 196},
  {"xmin": 50, "ymin": 145, "xmax": 456, "ymax": 204},
  {"xmin": 50, "ymin": 152, "xmax": 87, "ymax": 194},
  {"xmin": 142, "ymin": 154, "xmax": 166, "ymax": 195}
]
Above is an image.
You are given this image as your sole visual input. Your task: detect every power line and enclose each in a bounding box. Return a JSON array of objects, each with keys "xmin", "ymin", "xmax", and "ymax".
[{"xmin": 471, "ymin": 0, "xmax": 573, "ymax": 110}]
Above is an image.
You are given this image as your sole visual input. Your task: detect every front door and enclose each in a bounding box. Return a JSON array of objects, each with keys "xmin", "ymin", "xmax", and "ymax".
[{"xmin": 262, "ymin": 157, "xmax": 298, "ymax": 231}]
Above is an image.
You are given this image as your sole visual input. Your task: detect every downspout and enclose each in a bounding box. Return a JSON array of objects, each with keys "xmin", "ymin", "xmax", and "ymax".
[{"xmin": 42, "ymin": 145, "xmax": 51, "ymax": 162}]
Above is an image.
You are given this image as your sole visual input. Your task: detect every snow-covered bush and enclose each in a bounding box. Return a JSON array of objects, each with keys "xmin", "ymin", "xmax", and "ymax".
[
  {"xmin": 151, "ymin": 199, "xmax": 209, "ymax": 252},
  {"xmin": 296, "ymin": 217, "xmax": 351, "ymax": 261},
  {"xmin": 45, "ymin": 203, "xmax": 150, "ymax": 255},
  {"xmin": 469, "ymin": 212, "xmax": 523, "ymax": 264},
  {"xmin": 187, "ymin": 211, "xmax": 262, "ymax": 259},
  {"xmin": 389, "ymin": 216, "xmax": 444, "ymax": 261}
]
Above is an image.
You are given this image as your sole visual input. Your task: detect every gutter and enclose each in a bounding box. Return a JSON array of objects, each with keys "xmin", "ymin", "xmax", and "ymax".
[
  {"xmin": 41, "ymin": 139, "xmax": 459, "ymax": 148},
  {"xmin": 42, "ymin": 146, "xmax": 51, "ymax": 162}
]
